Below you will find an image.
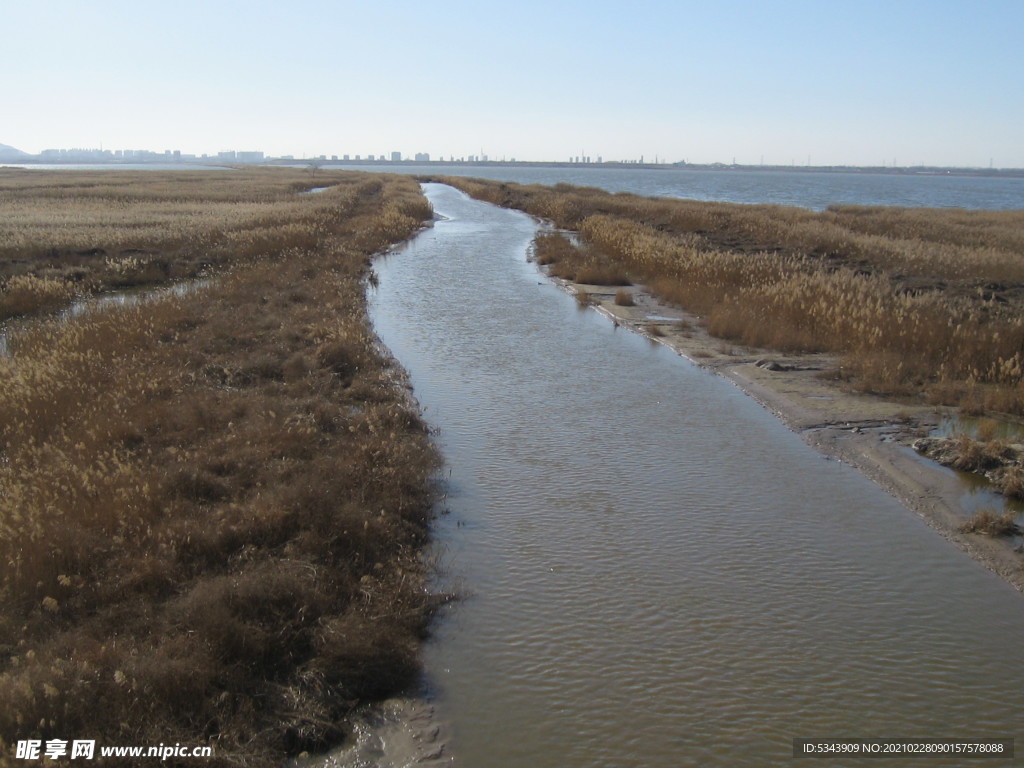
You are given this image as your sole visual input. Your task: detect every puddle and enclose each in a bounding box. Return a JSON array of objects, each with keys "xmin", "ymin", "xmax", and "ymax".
[{"xmin": 932, "ymin": 413, "xmax": 1024, "ymax": 441}]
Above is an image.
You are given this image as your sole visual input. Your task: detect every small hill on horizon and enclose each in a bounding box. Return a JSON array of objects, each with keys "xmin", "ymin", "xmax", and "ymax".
[{"xmin": 0, "ymin": 143, "xmax": 29, "ymax": 159}]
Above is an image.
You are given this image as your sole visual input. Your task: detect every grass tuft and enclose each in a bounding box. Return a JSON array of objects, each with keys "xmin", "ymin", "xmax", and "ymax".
[
  {"xmin": 958, "ymin": 508, "xmax": 1022, "ymax": 536},
  {"xmin": 576, "ymin": 289, "xmax": 596, "ymax": 306}
]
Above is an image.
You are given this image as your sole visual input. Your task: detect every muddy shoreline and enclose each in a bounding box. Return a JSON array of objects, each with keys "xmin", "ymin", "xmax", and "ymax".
[
  {"xmin": 564, "ymin": 278, "xmax": 1024, "ymax": 594},
  {"xmin": 289, "ymin": 698, "xmax": 453, "ymax": 768}
]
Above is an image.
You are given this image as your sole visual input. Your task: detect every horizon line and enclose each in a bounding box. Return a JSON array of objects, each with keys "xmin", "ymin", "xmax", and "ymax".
[{"xmin": 4, "ymin": 156, "xmax": 1023, "ymax": 175}]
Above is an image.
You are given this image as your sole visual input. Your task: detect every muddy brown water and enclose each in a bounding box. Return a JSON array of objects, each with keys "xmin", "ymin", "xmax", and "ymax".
[{"xmin": 368, "ymin": 184, "xmax": 1024, "ymax": 767}]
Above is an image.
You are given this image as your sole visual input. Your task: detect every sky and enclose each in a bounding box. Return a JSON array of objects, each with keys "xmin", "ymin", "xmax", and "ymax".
[{"xmin": 3, "ymin": 0, "xmax": 1023, "ymax": 167}]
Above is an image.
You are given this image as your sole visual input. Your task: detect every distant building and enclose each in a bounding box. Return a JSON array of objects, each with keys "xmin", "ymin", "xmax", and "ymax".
[
  {"xmin": 414, "ymin": 152, "xmax": 429, "ymax": 162},
  {"xmin": 236, "ymin": 151, "xmax": 264, "ymax": 163},
  {"xmin": 390, "ymin": 151, "xmax": 402, "ymax": 162}
]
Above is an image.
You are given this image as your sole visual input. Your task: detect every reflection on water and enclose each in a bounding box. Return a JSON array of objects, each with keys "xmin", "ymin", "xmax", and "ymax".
[
  {"xmin": 369, "ymin": 184, "xmax": 1024, "ymax": 767},
  {"xmin": 933, "ymin": 414, "xmax": 1024, "ymax": 442}
]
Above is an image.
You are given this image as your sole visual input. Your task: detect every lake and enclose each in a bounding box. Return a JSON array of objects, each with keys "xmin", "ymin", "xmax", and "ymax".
[{"xmin": 333, "ymin": 164, "xmax": 1024, "ymax": 211}]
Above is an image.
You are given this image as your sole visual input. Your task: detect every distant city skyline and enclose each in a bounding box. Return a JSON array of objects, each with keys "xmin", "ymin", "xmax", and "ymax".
[
  {"xmin": 4, "ymin": 1, "xmax": 1022, "ymax": 168},
  {"xmin": 4, "ymin": 142, "xmax": 1022, "ymax": 172}
]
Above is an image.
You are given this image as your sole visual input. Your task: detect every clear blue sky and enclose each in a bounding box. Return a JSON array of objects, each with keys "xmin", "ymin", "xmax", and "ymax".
[{"xmin": 3, "ymin": 0, "xmax": 1022, "ymax": 166}]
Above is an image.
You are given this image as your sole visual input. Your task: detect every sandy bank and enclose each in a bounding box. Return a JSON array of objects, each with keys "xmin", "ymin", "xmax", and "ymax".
[{"xmin": 566, "ymin": 279, "xmax": 1024, "ymax": 594}]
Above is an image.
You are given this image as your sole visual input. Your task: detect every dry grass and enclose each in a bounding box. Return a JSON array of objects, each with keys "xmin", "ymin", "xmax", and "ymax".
[
  {"xmin": 948, "ymin": 433, "xmax": 1014, "ymax": 473},
  {"xmin": 614, "ymin": 288, "xmax": 635, "ymax": 307},
  {"xmin": 940, "ymin": 434, "xmax": 1024, "ymax": 502},
  {"xmin": 0, "ymin": 170, "xmax": 437, "ymax": 765},
  {"xmin": 0, "ymin": 167, "xmax": 426, "ymax": 321},
  {"xmin": 442, "ymin": 176, "xmax": 1024, "ymax": 416},
  {"xmin": 999, "ymin": 465, "xmax": 1024, "ymax": 499},
  {"xmin": 958, "ymin": 508, "xmax": 1022, "ymax": 536},
  {"xmin": 533, "ymin": 231, "xmax": 630, "ymax": 286},
  {"xmin": 575, "ymin": 289, "xmax": 596, "ymax": 306},
  {"xmin": 0, "ymin": 275, "xmax": 77, "ymax": 317}
]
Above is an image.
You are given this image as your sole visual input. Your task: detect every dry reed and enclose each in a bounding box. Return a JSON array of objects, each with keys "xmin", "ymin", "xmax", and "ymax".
[{"xmin": 0, "ymin": 169, "xmax": 437, "ymax": 766}]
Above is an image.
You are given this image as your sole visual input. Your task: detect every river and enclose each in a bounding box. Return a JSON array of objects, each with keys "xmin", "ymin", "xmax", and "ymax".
[{"xmin": 366, "ymin": 184, "xmax": 1024, "ymax": 766}]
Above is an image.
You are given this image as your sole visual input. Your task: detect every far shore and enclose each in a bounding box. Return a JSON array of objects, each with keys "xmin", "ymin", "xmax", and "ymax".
[{"xmin": 561, "ymin": 277, "xmax": 1024, "ymax": 594}]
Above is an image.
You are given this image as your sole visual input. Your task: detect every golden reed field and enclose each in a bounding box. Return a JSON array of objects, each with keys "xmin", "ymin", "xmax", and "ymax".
[
  {"xmin": 0, "ymin": 169, "xmax": 438, "ymax": 765},
  {"xmin": 2, "ymin": 167, "xmax": 1023, "ymax": 762}
]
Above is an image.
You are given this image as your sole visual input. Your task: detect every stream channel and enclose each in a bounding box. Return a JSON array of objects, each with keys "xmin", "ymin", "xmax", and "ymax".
[{"xmin": 368, "ymin": 184, "xmax": 1024, "ymax": 766}]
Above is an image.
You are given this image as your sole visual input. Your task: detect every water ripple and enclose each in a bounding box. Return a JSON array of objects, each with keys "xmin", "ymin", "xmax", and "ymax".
[{"xmin": 370, "ymin": 184, "xmax": 1024, "ymax": 767}]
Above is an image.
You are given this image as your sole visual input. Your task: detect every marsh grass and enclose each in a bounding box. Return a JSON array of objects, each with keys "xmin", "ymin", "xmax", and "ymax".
[
  {"xmin": 999, "ymin": 466, "xmax": 1024, "ymax": 499},
  {"xmin": 947, "ymin": 434, "xmax": 1024, "ymax": 500},
  {"xmin": 614, "ymin": 288, "xmax": 635, "ymax": 306},
  {"xmin": 948, "ymin": 433, "xmax": 1014, "ymax": 473},
  {"xmin": 0, "ymin": 168, "xmax": 431, "ymax": 320},
  {"xmin": 958, "ymin": 508, "xmax": 1022, "ymax": 536},
  {"xmin": 444, "ymin": 176, "xmax": 1024, "ymax": 415},
  {"xmin": 533, "ymin": 232, "xmax": 630, "ymax": 286},
  {"xmin": 0, "ymin": 274, "xmax": 77, "ymax": 318},
  {"xmin": 0, "ymin": 170, "xmax": 437, "ymax": 766}
]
